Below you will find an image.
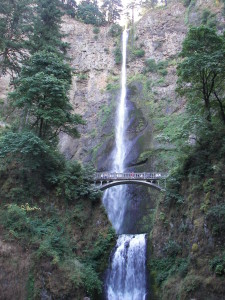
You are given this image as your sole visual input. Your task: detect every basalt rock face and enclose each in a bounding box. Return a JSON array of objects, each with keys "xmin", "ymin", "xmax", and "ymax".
[{"xmin": 59, "ymin": 17, "xmax": 118, "ymax": 169}]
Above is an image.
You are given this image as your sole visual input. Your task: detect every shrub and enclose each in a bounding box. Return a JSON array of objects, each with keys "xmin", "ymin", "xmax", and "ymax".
[
  {"xmin": 1, "ymin": 204, "xmax": 30, "ymax": 233},
  {"xmin": 159, "ymin": 69, "xmax": 168, "ymax": 76},
  {"xmin": 93, "ymin": 27, "xmax": 100, "ymax": 34},
  {"xmin": 210, "ymin": 253, "xmax": 225, "ymax": 276},
  {"xmin": 108, "ymin": 24, "xmax": 122, "ymax": 37},
  {"xmin": 132, "ymin": 48, "xmax": 145, "ymax": 58},
  {"xmin": 144, "ymin": 59, "xmax": 157, "ymax": 73},
  {"xmin": 114, "ymin": 47, "xmax": 122, "ymax": 64},
  {"xmin": 150, "ymin": 257, "xmax": 189, "ymax": 286},
  {"xmin": 0, "ymin": 130, "xmax": 65, "ymax": 196},
  {"xmin": 203, "ymin": 178, "xmax": 215, "ymax": 193},
  {"xmin": 82, "ymin": 265, "xmax": 102, "ymax": 297},
  {"xmin": 143, "ymin": 58, "xmax": 168, "ymax": 75},
  {"xmin": 206, "ymin": 204, "xmax": 225, "ymax": 236},
  {"xmin": 180, "ymin": 275, "xmax": 202, "ymax": 297},
  {"xmin": 56, "ymin": 161, "xmax": 101, "ymax": 203},
  {"xmin": 164, "ymin": 240, "xmax": 182, "ymax": 257}
]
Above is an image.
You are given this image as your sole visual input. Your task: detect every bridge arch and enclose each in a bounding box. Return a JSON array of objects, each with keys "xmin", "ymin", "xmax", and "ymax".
[{"xmin": 97, "ymin": 180, "xmax": 165, "ymax": 191}]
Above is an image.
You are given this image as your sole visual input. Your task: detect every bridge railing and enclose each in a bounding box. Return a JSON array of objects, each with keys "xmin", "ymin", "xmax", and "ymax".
[{"xmin": 94, "ymin": 172, "xmax": 168, "ymax": 181}]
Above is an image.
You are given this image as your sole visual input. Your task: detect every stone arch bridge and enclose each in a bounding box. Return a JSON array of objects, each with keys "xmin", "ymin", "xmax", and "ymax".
[{"xmin": 94, "ymin": 172, "xmax": 168, "ymax": 191}]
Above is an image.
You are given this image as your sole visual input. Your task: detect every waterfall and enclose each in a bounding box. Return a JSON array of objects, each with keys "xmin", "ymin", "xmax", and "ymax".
[
  {"xmin": 106, "ymin": 234, "xmax": 147, "ymax": 300},
  {"xmin": 103, "ymin": 29, "xmax": 129, "ymax": 233},
  {"xmin": 103, "ymin": 30, "xmax": 148, "ymax": 299}
]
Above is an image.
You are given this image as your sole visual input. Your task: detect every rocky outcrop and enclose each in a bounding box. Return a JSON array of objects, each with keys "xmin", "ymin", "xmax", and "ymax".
[{"xmin": 59, "ymin": 17, "xmax": 118, "ymax": 165}]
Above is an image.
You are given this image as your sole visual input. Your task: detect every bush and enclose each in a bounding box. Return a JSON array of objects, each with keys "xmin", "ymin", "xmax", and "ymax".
[
  {"xmin": 114, "ymin": 46, "xmax": 122, "ymax": 64},
  {"xmin": 1, "ymin": 204, "xmax": 30, "ymax": 233},
  {"xmin": 93, "ymin": 27, "xmax": 100, "ymax": 34},
  {"xmin": 150, "ymin": 257, "xmax": 189, "ymax": 286},
  {"xmin": 206, "ymin": 204, "xmax": 225, "ymax": 236},
  {"xmin": 164, "ymin": 240, "xmax": 182, "ymax": 257},
  {"xmin": 144, "ymin": 59, "xmax": 157, "ymax": 73},
  {"xmin": 210, "ymin": 254, "xmax": 225, "ymax": 276},
  {"xmin": 0, "ymin": 130, "xmax": 64, "ymax": 194},
  {"xmin": 180, "ymin": 275, "xmax": 202, "ymax": 297},
  {"xmin": 143, "ymin": 58, "xmax": 168, "ymax": 75},
  {"xmin": 108, "ymin": 24, "xmax": 122, "ymax": 37},
  {"xmin": 132, "ymin": 48, "xmax": 145, "ymax": 58},
  {"xmin": 56, "ymin": 161, "xmax": 101, "ymax": 202}
]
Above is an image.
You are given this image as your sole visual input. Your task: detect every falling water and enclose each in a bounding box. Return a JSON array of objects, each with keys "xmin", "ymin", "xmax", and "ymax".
[
  {"xmin": 103, "ymin": 29, "xmax": 129, "ymax": 233},
  {"xmin": 104, "ymin": 30, "xmax": 148, "ymax": 299},
  {"xmin": 106, "ymin": 234, "xmax": 147, "ymax": 300}
]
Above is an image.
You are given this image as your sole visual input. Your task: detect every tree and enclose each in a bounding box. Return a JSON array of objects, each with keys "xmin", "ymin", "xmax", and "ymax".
[
  {"xmin": 29, "ymin": 0, "xmax": 68, "ymax": 55},
  {"xmin": 101, "ymin": 0, "xmax": 123, "ymax": 23},
  {"xmin": 177, "ymin": 26, "xmax": 225, "ymax": 125},
  {"xmin": 9, "ymin": 51, "xmax": 84, "ymax": 140},
  {"xmin": 0, "ymin": 0, "xmax": 33, "ymax": 77},
  {"xmin": 76, "ymin": 0, "xmax": 105, "ymax": 25}
]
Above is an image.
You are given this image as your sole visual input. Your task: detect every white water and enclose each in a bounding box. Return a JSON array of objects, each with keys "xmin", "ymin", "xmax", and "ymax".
[
  {"xmin": 106, "ymin": 234, "xmax": 147, "ymax": 300},
  {"xmin": 104, "ymin": 30, "xmax": 148, "ymax": 300},
  {"xmin": 103, "ymin": 30, "xmax": 129, "ymax": 233}
]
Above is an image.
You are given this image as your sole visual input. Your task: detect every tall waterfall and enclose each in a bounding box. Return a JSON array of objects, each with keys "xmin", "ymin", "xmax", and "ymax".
[
  {"xmin": 104, "ymin": 30, "xmax": 148, "ymax": 299},
  {"xmin": 103, "ymin": 29, "xmax": 129, "ymax": 233}
]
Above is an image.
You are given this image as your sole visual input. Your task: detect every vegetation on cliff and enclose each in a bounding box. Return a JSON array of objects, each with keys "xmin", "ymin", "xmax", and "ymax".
[
  {"xmin": 0, "ymin": 0, "xmax": 116, "ymax": 298},
  {"xmin": 148, "ymin": 7, "xmax": 225, "ymax": 299}
]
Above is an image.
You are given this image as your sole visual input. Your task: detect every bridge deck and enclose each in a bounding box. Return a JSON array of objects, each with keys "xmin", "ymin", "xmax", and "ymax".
[{"xmin": 95, "ymin": 172, "xmax": 167, "ymax": 182}]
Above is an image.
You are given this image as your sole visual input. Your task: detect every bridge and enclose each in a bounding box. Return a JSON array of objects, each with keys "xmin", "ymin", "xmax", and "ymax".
[{"xmin": 94, "ymin": 172, "xmax": 168, "ymax": 191}]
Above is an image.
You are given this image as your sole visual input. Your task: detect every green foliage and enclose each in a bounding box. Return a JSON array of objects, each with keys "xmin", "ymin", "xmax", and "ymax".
[
  {"xmin": 206, "ymin": 204, "xmax": 225, "ymax": 236},
  {"xmin": 93, "ymin": 27, "xmax": 100, "ymax": 34},
  {"xmin": 180, "ymin": 275, "xmax": 202, "ymax": 295},
  {"xmin": 114, "ymin": 46, "xmax": 122, "ymax": 64},
  {"xmin": 150, "ymin": 257, "xmax": 189, "ymax": 286},
  {"xmin": 132, "ymin": 48, "xmax": 145, "ymax": 58},
  {"xmin": 10, "ymin": 50, "xmax": 84, "ymax": 139},
  {"xmin": 0, "ymin": 200, "xmax": 113, "ymax": 298},
  {"xmin": 101, "ymin": 0, "xmax": 122, "ymax": 23},
  {"xmin": 84, "ymin": 227, "xmax": 116, "ymax": 271},
  {"xmin": 163, "ymin": 240, "xmax": 182, "ymax": 257},
  {"xmin": 210, "ymin": 253, "xmax": 225, "ymax": 276},
  {"xmin": 0, "ymin": 0, "xmax": 33, "ymax": 76},
  {"xmin": 0, "ymin": 130, "xmax": 64, "ymax": 192},
  {"xmin": 29, "ymin": 0, "xmax": 68, "ymax": 55},
  {"xmin": 76, "ymin": 0, "xmax": 105, "ymax": 25},
  {"xmin": 201, "ymin": 9, "xmax": 217, "ymax": 28},
  {"xmin": 108, "ymin": 24, "xmax": 122, "ymax": 37},
  {"xmin": 82, "ymin": 265, "xmax": 102, "ymax": 297},
  {"xmin": 61, "ymin": 0, "xmax": 77, "ymax": 18},
  {"xmin": 164, "ymin": 171, "xmax": 185, "ymax": 207},
  {"xmin": 177, "ymin": 26, "xmax": 225, "ymax": 125},
  {"xmin": 1, "ymin": 204, "xmax": 30, "ymax": 234},
  {"xmin": 56, "ymin": 162, "xmax": 101, "ymax": 203},
  {"xmin": 203, "ymin": 178, "xmax": 215, "ymax": 193},
  {"xmin": 77, "ymin": 72, "xmax": 88, "ymax": 80},
  {"xmin": 143, "ymin": 59, "xmax": 168, "ymax": 76}
]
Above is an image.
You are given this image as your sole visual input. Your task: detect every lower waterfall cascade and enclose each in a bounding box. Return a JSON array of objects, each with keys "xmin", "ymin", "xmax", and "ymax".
[{"xmin": 103, "ymin": 29, "xmax": 148, "ymax": 300}]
